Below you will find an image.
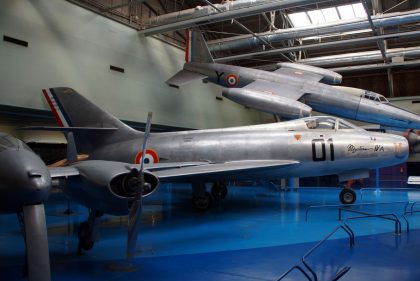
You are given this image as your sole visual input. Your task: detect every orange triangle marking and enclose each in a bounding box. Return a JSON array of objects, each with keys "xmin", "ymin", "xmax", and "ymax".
[{"xmin": 294, "ymin": 134, "xmax": 301, "ymax": 141}]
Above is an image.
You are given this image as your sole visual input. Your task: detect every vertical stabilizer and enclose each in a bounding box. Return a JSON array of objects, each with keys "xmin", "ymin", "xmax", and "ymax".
[
  {"xmin": 185, "ymin": 30, "xmax": 214, "ymax": 63},
  {"xmin": 43, "ymin": 87, "xmax": 140, "ymax": 153}
]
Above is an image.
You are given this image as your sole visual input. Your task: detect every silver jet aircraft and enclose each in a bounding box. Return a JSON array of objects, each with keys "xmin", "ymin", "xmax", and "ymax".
[
  {"xmin": 34, "ymin": 87, "xmax": 410, "ymax": 213},
  {"xmin": 167, "ymin": 31, "xmax": 420, "ymax": 130}
]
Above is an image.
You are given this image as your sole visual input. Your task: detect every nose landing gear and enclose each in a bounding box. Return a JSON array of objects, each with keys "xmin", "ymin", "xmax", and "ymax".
[
  {"xmin": 77, "ymin": 209, "xmax": 103, "ymax": 254},
  {"xmin": 339, "ymin": 189, "xmax": 356, "ymax": 205}
]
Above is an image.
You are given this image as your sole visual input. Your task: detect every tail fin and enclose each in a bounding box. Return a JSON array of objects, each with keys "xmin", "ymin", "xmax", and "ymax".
[
  {"xmin": 185, "ymin": 30, "xmax": 214, "ymax": 63},
  {"xmin": 43, "ymin": 88, "xmax": 140, "ymax": 153}
]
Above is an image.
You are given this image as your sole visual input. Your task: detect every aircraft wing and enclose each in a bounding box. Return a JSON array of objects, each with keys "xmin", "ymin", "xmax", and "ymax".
[
  {"xmin": 274, "ymin": 68, "xmax": 323, "ymax": 83},
  {"xmin": 166, "ymin": 69, "xmax": 208, "ymax": 88},
  {"xmin": 244, "ymin": 80, "xmax": 305, "ymax": 100},
  {"xmin": 20, "ymin": 126, "xmax": 117, "ymax": 132},
  {"xmin": 47, "ymin": 159, "xmax": 300, "ymax": 183},
  {"xmin": 145, "ymin": 160, "xmax": 300, "ymax": 182}
]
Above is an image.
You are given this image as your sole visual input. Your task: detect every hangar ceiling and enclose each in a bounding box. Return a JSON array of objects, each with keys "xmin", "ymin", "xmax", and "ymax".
[{"xmin": 67, "ymin": 0, "xmax": 420, "ymax": 97}]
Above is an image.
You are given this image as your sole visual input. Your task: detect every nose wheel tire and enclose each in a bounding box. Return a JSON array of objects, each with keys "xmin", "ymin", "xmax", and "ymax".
[
  {"xmin": 192, "ymin": 192, "xmax": 212, "ymax": 211},
  {"xmin": 78, "ymin": 221, "xmax": 94, "ymax": 252},
  {"xmin": 339, "ymin": 189, "xmax": 356, "ymax": 205},
  {"xmin": 211, "ymin": 182, "xmax": 228, "ymax": 201}
]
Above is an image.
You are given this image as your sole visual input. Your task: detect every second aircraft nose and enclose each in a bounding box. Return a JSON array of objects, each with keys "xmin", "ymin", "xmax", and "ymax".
[{"xmin": 393, "ymin": 136, "xmax": 409, "ymax": 159}]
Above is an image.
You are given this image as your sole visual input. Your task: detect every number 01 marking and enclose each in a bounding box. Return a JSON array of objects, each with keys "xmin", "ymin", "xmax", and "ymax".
[{"xmin": 312, "ymin": 138, "xmax": 334, "ymax": 161}]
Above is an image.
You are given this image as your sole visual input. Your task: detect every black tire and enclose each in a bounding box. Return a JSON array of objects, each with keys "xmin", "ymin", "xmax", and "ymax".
[
  {"xmin": 78, "ymin": 221, "xmax": 94, "ymax": 251},
  {"xmin": 339, "ymin": 189, "xmax": 356, "ymax": 205},
  {"xmin": 211, "ymin": 182, "xmax": 228, "ymax": 200},
  {"xmin": 192, "ymin": 192, "xmax": 212, "ymax": 211}
]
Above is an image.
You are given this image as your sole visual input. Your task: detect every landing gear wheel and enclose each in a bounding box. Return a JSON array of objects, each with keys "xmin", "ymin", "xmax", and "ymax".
[
  {"xmin": 78, "ymin": 221, "xmax": 94, "ymax": 252},
  {"xmin": 339, "ymin": 189, "xmax": 356, "ymax": 205},
  {"xmin": 211, "ymin": 182, "xmax": 228, "ymax": 200},
  {"xmin": 192, "ymin": 192, "xmax": 212, "ymax": 211}
]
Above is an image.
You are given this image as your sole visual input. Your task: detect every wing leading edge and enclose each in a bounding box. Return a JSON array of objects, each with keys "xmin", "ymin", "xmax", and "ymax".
[
  {"xmin": 48, "ymin": 159, "xmax": 299, "ymax": 183},
  {"xmin": 148, "ymin": 160, "xmax": 300, "ymax": 182}
]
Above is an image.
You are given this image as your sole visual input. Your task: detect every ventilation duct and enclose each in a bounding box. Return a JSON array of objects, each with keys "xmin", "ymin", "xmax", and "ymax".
[
  {"xmin": 146, "ymin": 0, "xmax": 273, "ymax": 26},
  {"xmin": 298, "ymin": 47, "xmax": 420, "ymax": 67},
  {"xmin": 208, "ymin": 9, "xmax": 420, "ymax": 53}
]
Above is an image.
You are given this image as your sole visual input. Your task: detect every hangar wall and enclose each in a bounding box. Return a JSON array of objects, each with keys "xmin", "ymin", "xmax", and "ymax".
[
  {"xmin": 342, "ymin": 69, "xmax": 420, "ymax": 99},
  {"xmin": 0, "ymin": 0, "xmax": 271, "ymax": 130}
]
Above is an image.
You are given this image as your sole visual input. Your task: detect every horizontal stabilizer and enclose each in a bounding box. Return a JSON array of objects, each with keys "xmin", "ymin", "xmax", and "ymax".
[
  {"xmin": 49, "ymin": 166, "xmax": 80, "ymax": 178},
  {"xmin": 166, "ymin": 69, "xmax": 207, "ymax": 88},
  {"xmin": 20, "ymin": 126, "xmax": 118, "ymax": 132}
]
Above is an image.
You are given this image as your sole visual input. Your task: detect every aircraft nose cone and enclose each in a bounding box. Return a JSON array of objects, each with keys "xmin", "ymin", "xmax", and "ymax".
[
  {"xmin": 409, "ymin": 115, "xmax": 420, "ymax": 129},
  {"xmin": 390, "ymin": 105, "xmax": 420, "ymax": 129},
  {"xmin": 0, "ymin": 149, "xmax": 51, "ymax": 212}
]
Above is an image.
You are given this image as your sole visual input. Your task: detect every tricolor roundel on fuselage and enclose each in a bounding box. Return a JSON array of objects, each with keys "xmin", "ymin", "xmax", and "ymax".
[
  {"xmin": 226, "ymin": 74, "xmax": 239, "ymax": 87},
  {"xmin": 134, "ymin": 149, "xmax": 159, "ymax": 164}
]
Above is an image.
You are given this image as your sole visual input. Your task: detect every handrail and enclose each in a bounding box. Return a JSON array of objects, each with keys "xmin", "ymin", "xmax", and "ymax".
[
  {"xmin": 401, "ymin": 206, "xmax": 420, "ymax": 232},
  {"xmin": 302, "ymin": 225, "xmax": 354, "ymax": 281},
  {"xmin": 276, "ymin": 265, "xmax": 312, "ymax": 281},
  {"xmin": 277, "ymin": 225, "xmax": 353, "ymax": 281},
  {"xmin": 343, "ymin": 213, "xmax": 402, "ymax": 235},
  {"xmin": 305, "ymin": 201, "xmax": 409, "ymax": 222},
  {"xmin": 338, "ymin": 208, "xmax": 399, "ymax": 223}
]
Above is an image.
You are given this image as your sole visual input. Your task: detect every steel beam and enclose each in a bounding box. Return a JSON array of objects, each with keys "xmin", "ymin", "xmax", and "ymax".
[
  {"xmin": 139, "ymin": 0, "xmax": 330, "ymax": 36},
  {"xmin": 329, "ymin": 59, "xmax": 420, "ymax": 72},
  {"xmin": 208, "ymin": 9, "xmax": 420, "ymax": 53},
  {"xmin": 214, "ymin": 30, "xmax": 420, "ymax": 62}
]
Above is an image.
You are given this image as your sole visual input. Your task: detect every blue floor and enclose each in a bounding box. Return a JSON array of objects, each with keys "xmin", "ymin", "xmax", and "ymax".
[{"xmin": 2, "ymin": 184, "xmax": 420, "ymax": 280}]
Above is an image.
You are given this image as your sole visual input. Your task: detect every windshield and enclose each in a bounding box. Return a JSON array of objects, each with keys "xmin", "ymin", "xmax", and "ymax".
[
  {"xmin": 305, "ymin": 117, "xmax": 357, "ymax": 130},
  {"xmin": 0, "ymin": 135, "xmax": 32, "ymax": 152},
  {"xmin": 305, "ymin": 117, "xmax": 336, "ymax": 130},
  {"xmin": 362, "ymin": 91, "xmax": 389, "ymax": 103},
  {"xmin": 0, "ymin": 135, "xmax": 19, "ymax": 149}
]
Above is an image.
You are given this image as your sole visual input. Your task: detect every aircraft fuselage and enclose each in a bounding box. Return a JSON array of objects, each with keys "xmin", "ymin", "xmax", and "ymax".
[{"xmin": 90, "ymin": 118, "xmax": 408, "ymax": 182}]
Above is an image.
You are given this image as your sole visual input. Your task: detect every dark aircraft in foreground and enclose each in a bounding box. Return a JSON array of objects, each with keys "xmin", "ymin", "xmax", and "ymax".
[
  {"xmin": 167, "ymin": 31, "xmax": 420, "ymax": 130},
  {"xmin": 0, "ymin": 133, "xmax": 51, "ymax": 281}
]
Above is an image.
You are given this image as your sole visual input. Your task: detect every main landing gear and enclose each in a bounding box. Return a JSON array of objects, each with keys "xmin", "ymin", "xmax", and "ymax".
[
  {"xmin": 211, "ymin": 182, "xmax": 228, "ymax": 201},
  {"xmin": 78, "ymin": 209, "xmax": 103, "ymax": 254},
  {"xmin": 192, "ymin": 182, "xmax": 228, "ymax": 211}
]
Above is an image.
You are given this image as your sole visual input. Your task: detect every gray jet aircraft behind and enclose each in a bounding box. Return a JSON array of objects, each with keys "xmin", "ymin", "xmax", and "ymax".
[
  {"xmin": 33, "ymin": 87, "xmax": 410, "ymax": 212},
  {"xmin": 167, "ymin": 31, "xmax": 420, "ymax": 130}
]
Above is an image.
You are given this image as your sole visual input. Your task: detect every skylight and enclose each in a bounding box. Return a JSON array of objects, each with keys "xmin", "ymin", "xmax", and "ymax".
[
  {"xmin": 288, "ymin": 3, "xmax": 367, "ymax": 28},
  {"xmin": 288, "ymin": 12, "xmax": 311, "ymax": 27}
]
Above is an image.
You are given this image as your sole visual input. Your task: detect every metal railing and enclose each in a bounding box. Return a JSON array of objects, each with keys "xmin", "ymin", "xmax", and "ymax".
[
  {"xmin": 305, "ymin": 201, "xmax": 410, "ymax": 222},
  {"xmin": 401, "ymin": 201, "xmax": 420, "ymax": 232},
  {"xmin": 277, "ymin": 225, "xmax": 353, "ymax": 281},
  {"xmin": 280, "ymin": 196, "xmax": 420, "ymax": 281}
]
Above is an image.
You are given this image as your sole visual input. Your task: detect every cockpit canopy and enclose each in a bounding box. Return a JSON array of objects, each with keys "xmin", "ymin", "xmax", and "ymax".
[
  {"xmin": 362, "ymin": 91, "xmax": 389, "ymax": 103},
  {"xmin": 0, "ymin": 134, "xmax": 32, "ymax": 152},
  {"xmin": 304, "ymin": 116, "xmax": 359, "ymax": 130}
]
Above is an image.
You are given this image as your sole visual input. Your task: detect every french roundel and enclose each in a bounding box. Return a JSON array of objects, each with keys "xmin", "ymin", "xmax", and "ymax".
[
  {"xmin": 226, "ymin": 74, "xmax": 238, "ymax": 87},
  {"xmin": 134, "ymin": 149, "xmax": 159, "ymax": 165}
]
